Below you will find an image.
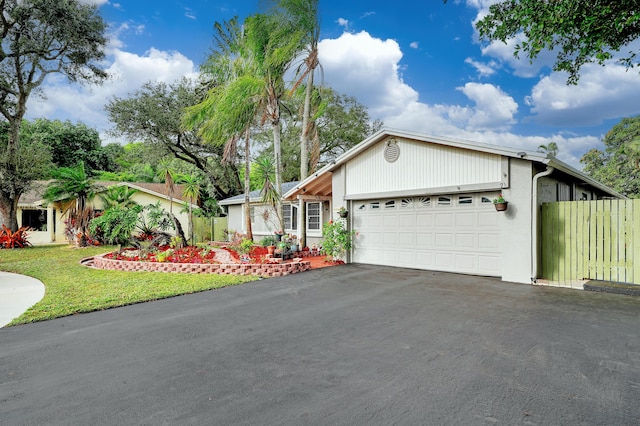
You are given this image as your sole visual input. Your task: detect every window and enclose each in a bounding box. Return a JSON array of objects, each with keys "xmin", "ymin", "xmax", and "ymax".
[
  {"xmin": 401, "ymin": 198, "xmax": 413, "ymax": 208},
  {"xmin": 370, "ymin": 202, "xmax": 380, "ymax": 209},
  {"xmin": 358, "ymin": 204, "xmax": 366, "ymax": 210},
  {"xmin": 417, "ymin": 197, "xmax": 431, "ymax": 207},
  {"xmin": 283, "ymin": 204, "xmax": 298, "ymax": 231},
  {"xmin": 458, "ymin": 196, "xmax": 473, "ymax": 205},
  {"xmin": 384, "ymin": 200, "xmax": 396, "ymax": 209},
  {"xmin": 307, "ymin": 202, "xmax": 321, "ymax": 231},
  {"xmin": 481, "ymin": 197, "xmax": 492, "ymax": 204},
  {"xmin": 437, "ymin": 196, "xmax": 451, "ymax": 206},
  {"xmin": 21, "ymin": 208, "xmax": 47, "ymax": 231}
]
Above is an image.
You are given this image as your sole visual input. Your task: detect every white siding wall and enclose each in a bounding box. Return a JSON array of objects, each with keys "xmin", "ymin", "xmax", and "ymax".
[{"xmin": 346, "ymin": 137, "xmax": 502, "ymax": 196}]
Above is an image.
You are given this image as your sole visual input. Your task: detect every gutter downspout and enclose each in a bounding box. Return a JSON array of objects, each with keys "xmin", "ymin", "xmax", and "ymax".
[{"xmin": 531, "ymin": 166, "xmax": 554, "ymax": 283}]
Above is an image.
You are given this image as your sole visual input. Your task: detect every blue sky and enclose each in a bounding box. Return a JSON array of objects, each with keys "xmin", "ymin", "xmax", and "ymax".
[{"xmin": 27, "ymin": 1, "xmax": 640, "ymax": 168}]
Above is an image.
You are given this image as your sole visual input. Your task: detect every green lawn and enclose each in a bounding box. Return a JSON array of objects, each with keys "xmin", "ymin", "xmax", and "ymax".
[{"xmin": 0, "ymin": 245, "xmax": 259, "ymax": 326}]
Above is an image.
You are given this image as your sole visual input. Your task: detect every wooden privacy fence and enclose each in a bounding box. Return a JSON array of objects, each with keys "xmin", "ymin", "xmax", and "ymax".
[
  {"xmin": 541, "ymin": 200, "xmax": 640, "ymax": 284},
  {"xmin": 192, "ymin": 216, "xmax": 228, "ymax": 243}
]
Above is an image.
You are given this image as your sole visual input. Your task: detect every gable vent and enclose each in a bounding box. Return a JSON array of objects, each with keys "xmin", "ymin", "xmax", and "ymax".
[{"xmin": 384, "ymin": 139, "xmax": 400, "ymax": 163}]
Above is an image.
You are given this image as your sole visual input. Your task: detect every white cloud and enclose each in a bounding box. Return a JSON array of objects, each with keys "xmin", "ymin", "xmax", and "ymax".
[
  {"xmin": 527, "ymin": 63, "xmax": 640, "ymax": 126},
  {"xmin": 317, "ymin": 29, "xmax": 596, "ymax": 168},
  {"xmin": 464, "ymin": 57, "xmax": 496, "ymax": 77},
  {"xmin": 457, "ymin": 83, "xmax": 518, "ymax": 130},
  {"xmin": 184, "ymin": 8, "xmax": 196, "ymax": 20},
  {"xmin": 319, "ymin": 31, "xmax": 418, "ymax": 118},
  {"xmin": 409, "ymin": 42, "xmax": 419, "ymax": 49},
  {"xmin": 336, "ymin": 18, "xmax": 349, "ymax": 27},
  {"xmin": 26, "ymin": 47, "xmax": 197, "ymax": 140}
]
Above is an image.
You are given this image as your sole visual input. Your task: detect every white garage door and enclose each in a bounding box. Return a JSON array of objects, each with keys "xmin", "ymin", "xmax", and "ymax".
[{"xmin": 351, "ymin": 193, "xmax": 501, "ymax": 276}]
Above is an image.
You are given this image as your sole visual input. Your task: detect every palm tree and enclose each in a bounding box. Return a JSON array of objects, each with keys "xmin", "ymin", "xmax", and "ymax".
[
  {"xmin": 44, "ymin": 162, "xmax": 101, "ymax": 246},
  {"xmin": 179, "ymin": 174, "xmax": 201, "ymax": 245},
  {"xmin": 99, "ymin": 185, "xmax": 138, "ymax": 211},
  {"xmin": 156, "ymin": 158, "xmax": 177, "ymax": 216},
  {"xmin": 277, "ymin": 0, "xmax": 321, "ymax": 250},
  {"xmin": 255, "ymin": 156, "xmax": 282, "ymax": 228},
  {"xmin": 538, "ymin": 142, "xmax": 559, "ymax": 157},
  {"xmin": 184, "ymin": 14, "xmax": 303, "ymax": 233}
]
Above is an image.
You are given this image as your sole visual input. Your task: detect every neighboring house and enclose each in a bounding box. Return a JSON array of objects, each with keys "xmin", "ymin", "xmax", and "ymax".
[
  {"xmin": 281, "ymin": 128, "xmax": 623, "ymax": 284},
  {"xmin": 220, "ymin": 181, "xmax": 330, "ymax": 247},
  {"xmin": 17, "ymin": 181, "xmax": 195, "ymax": 245}
]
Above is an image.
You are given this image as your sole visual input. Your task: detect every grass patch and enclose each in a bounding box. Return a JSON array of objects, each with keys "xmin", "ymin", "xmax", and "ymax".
[{"xmin": 0, "ymin": 245, "xmax": 259, "ymax": 326}]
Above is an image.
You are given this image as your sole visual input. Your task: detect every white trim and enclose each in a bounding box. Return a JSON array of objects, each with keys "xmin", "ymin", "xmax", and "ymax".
[{"xmin": 306, "ymin": 201, "xmax": 323, "ymax": 237}]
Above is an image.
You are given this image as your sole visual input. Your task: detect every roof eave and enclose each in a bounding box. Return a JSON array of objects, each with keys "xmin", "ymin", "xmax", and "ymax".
[{"xmin": 544, "ymin": 158, "xmax": 627, "ymax": 199}]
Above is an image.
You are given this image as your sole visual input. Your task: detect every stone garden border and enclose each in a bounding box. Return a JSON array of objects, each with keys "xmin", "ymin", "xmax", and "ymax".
[{"xmin": 91, "ymin": 253, "xmax": 311, "ymax": 277}]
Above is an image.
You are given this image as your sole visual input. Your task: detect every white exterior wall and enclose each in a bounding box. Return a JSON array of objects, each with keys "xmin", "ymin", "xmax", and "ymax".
[
  {"xmin": 332, "ymin": 167, "xmax": 345, "ymax": 213},
  {"xmin": 346, "ymin": 137, "xmax": 502, "ymax": 196},
  {"xmin": 17, "ymin": 206, "xmax": 56, "ymax": 245},
  {"xmin": 226, "ymin": 205, "xmax": 244, "ymax": 236},
  {"xmin": 129, "ymin": 192, "xmax": 190, "ymax": 235},
  {"xmin": 499, "ymin": 159, "xmax": 533, "ymax": 284}
]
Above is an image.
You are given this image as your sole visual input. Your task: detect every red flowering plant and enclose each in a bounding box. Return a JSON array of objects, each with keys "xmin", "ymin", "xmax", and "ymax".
[
  {"xmin": 105, "ymin": 243, "xmax": 270, "ymax": 264},
  {"xmin": 0, "ymin": 225, "xmax": 32, "ymax": 249}
]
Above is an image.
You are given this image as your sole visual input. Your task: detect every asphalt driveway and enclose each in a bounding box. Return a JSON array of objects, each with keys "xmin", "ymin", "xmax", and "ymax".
[{"xmin": 2, "ymin": 264, "xmax": 640, "ymax": 425}]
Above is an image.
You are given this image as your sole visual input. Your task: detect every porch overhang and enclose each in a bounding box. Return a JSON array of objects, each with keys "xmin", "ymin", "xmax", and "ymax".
[{"xmin": 283, "ymin": 169, "xmax": 333, "ymax": 200}]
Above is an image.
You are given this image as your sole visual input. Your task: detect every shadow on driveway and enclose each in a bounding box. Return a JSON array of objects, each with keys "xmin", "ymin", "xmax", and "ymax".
[{"xmin": 2, "ymin": 264, "xmax": 640, "ymax": 424}]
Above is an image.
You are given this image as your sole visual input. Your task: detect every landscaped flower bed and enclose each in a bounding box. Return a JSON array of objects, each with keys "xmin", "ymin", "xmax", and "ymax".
[{"xmin": 92, "ymin": 244, "xmax": 311, "ymax": 277}]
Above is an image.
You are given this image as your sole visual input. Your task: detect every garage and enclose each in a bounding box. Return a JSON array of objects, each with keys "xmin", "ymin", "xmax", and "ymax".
[
  {"xmin": 351, "ymin": 192, "xmax": 501, "ymax": 276},
  {"xmin": 284, "ymin": 129, "xmax": 623, "ymax": 284}
]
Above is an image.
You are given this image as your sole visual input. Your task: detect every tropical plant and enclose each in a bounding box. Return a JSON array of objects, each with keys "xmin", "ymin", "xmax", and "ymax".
[
  {"xmin": 282, "ymin": 0, "xmax": 321, "ymax": 250},
  {"xmin": 538, "ymin": 142, "xmax": 559, "ymax": 157},
  {"xmin": 185, "ymin": 13, "xmax": 303, "ymax": 232},
  {"xmin": 89, "ymin": 205, "xmax": 141, "ymax": 246},
  {"xmin": 44, "ymin": 162, "xmax": 102, "ymax": 246},
  {"xmin": 0, "ymin": 0, "xmax": 108, "ymax": 231},
  {"xmin": 237, "ymin": 238, "xmax": 254, "ymax": 255},
  {"xmin": 156, "ymin": 158, "xmax": 177, "ymax": 216},
  {"xmin": 180, "ymin": 174, "xmax": 202, "ymax": 245},
  {"xmin": 260, "ymin": 235, "xmax": 276, "ymax": 247},
  {"xmin": 0, "ymin": 225, "xmax": 32, "ymax": 249},
  {"xmin": 254, "ymin": 156, "xmax": 283, "ymax": 229},
  {"xmin": 321, "ymin": 220, "xmax": 356, "ymax": 262},
  {"xmin": 99, "ymin": 186, "xmax": 139, "ymax": 210}
]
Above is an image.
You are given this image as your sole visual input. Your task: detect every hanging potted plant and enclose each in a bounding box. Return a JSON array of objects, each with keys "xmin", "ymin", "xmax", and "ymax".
[
  {"xmin": 337, "ymin": 206, "xmax": 348, "ymax": 218},
  {"xmin": 493, "ymin": 194, "xmax": 508, "ymax": 211}
]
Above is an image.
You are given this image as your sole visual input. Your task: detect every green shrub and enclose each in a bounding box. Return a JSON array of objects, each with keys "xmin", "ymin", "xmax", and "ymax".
[
  {"xmin": 238, "ymin": 238, "xmax": 254, "ymax": 255},
  {"xmin": 89, "ymin": 206, "xmax": 141, "ymax": 245},
  {"xmin": 260, "ymin": 235, "xmax": 276, "ymax": 247},
  {"xmin": 321, "ymin": 220, "xmax": 356, "ymax": 261}
]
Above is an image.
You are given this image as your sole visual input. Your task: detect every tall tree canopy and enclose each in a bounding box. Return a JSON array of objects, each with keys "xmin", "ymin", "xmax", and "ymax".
[
  {"xmin": 26, "ymin": 119, "xmax": 114, "ymax": 171},
  {"xmin": 184, "ymin": 13, "xmax": 304, "ymax": 232},
  {"xmin": 580, "ymin": 115, "xmax": 640, "ymax": 198},
  {"xmin": 0, "ymin": 0, "xmax": 108, "ymax": 230},
  {"xmin": 106, "ymin": 78, "xmax": 241, "ymax": 198},
  {"xmin": 254, "ymin": 87, "xmax": 383, "ymax": 183},
  {"xmin": 475, "ymin": 0, "xmax": 640, "ymax": 84}
]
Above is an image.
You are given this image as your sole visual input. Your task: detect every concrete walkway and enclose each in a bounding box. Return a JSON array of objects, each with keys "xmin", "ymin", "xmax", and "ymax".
[{"xmin": 0, "ymin": 271, "xmax": 45, "ymax": 327}]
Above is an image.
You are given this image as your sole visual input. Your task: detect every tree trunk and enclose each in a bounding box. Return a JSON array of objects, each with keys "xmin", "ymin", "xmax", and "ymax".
[
  {"xmin": 1, "ymin": 115, "xmax": 25, "ymax": 232},
  {"xmin": 244, "ymin": 128, "xmax": 253, "ymax": 240},
  {"xmin": 298, "ymin": 73, "xmax": 315, "ymax": 249},
  {"xmin": 272, "ymin": 120, "xmax": 285, "ymax": 232},
  {"xmin": 0, "ymin": 191, "xmax": 19, "ymax": 232},
  {"xmin": 171, "ymin": 213, "xmax": 188, "ymax": 247}
]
